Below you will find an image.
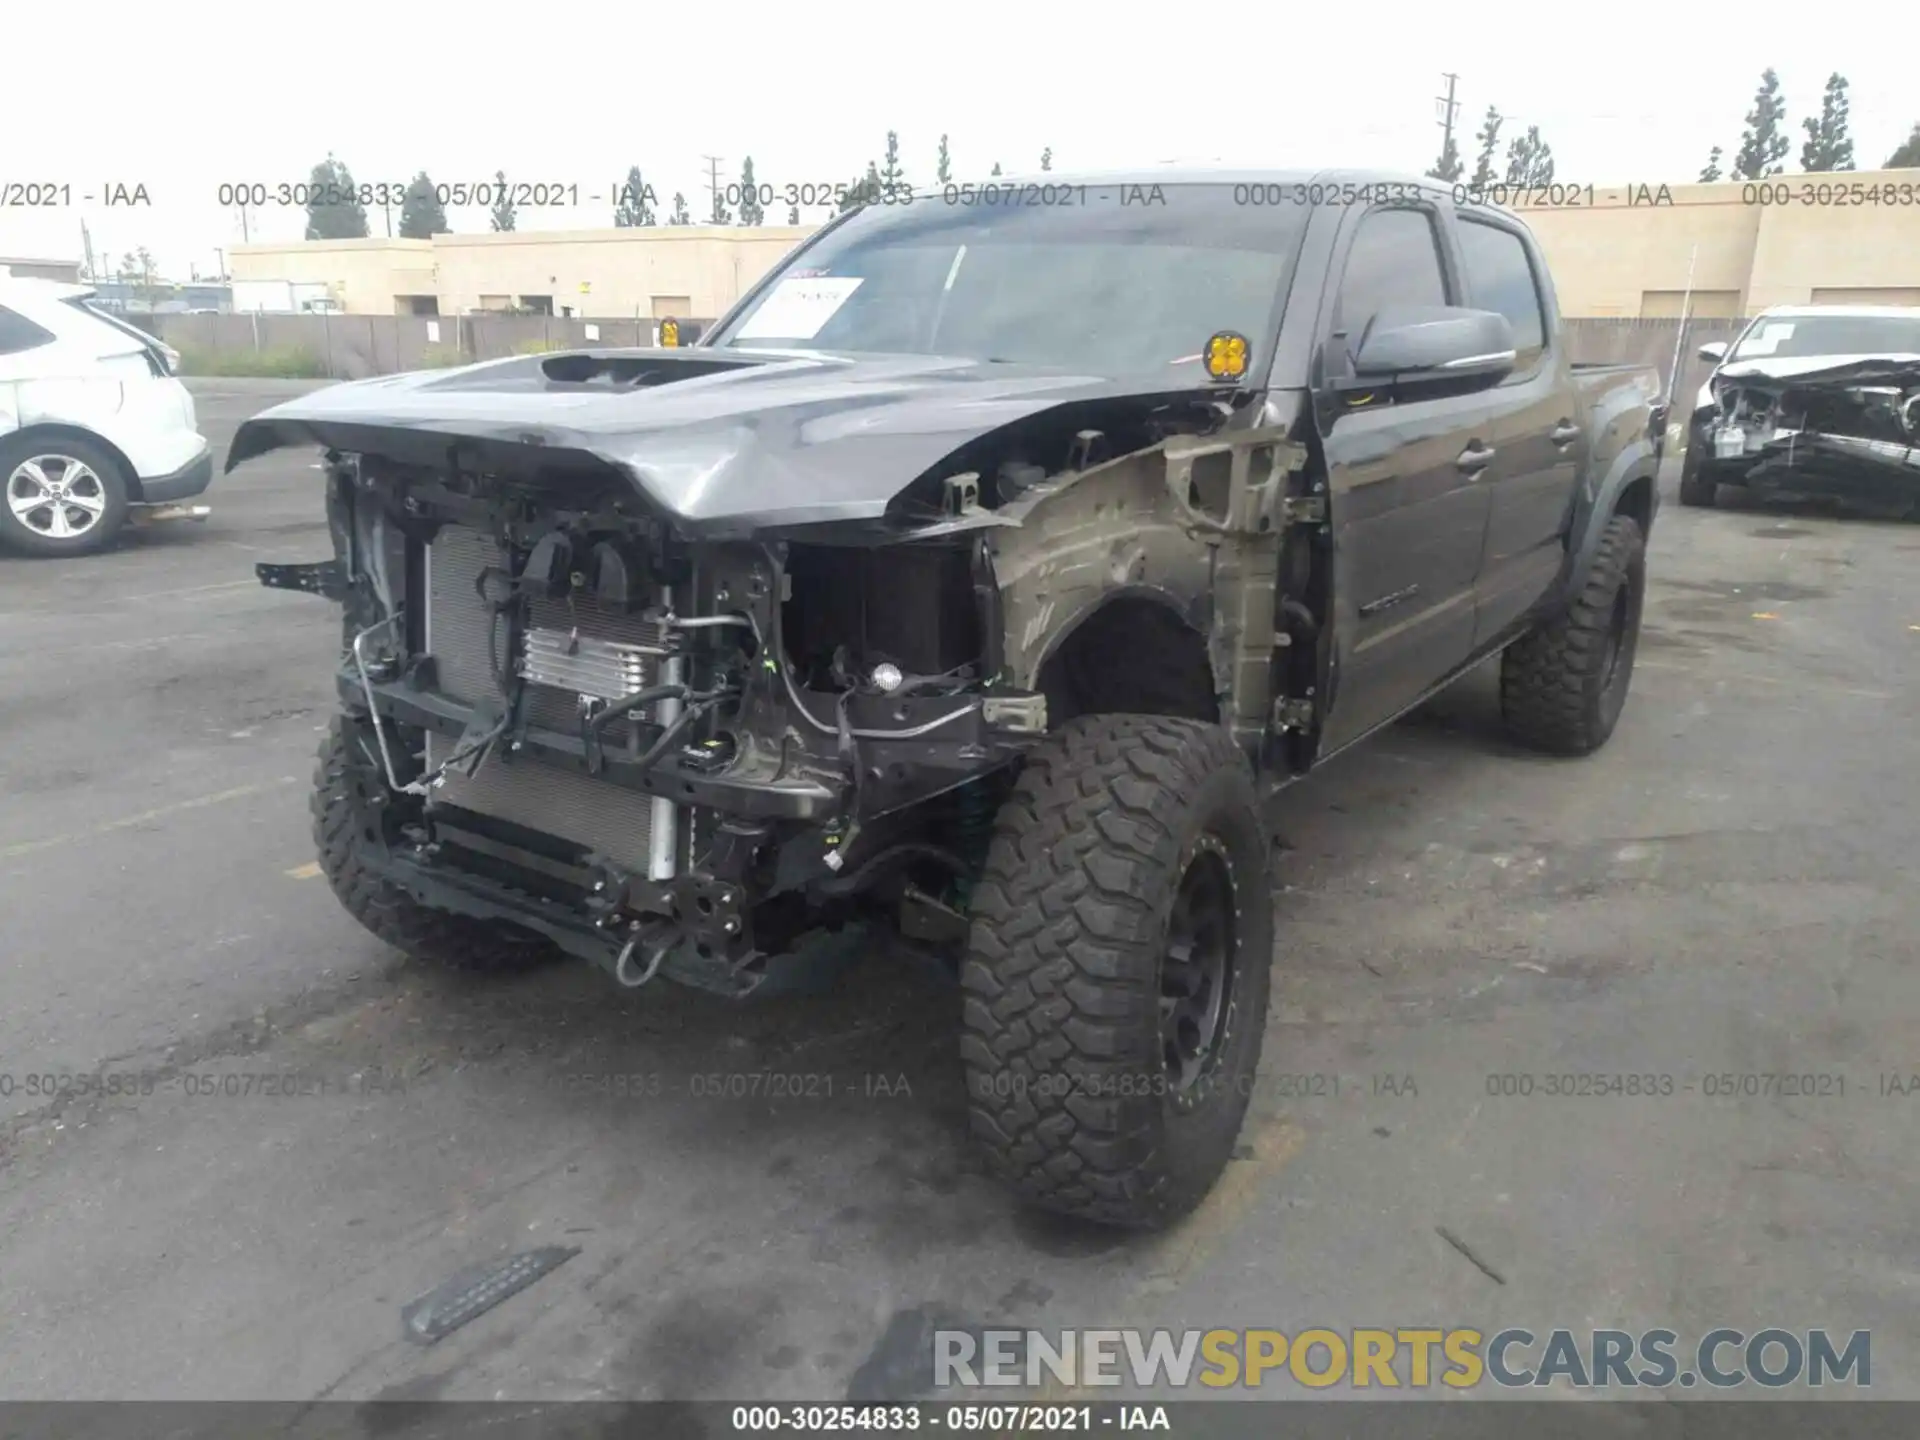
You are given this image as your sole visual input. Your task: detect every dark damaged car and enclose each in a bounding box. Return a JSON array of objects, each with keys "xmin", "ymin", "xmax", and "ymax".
[
  {"xmin": 230, "ymin": 172, "xmax": 1665, "ymax": 1228},
  {"xmin": 1679, "ymin": 305, "xmax": 1920, "ymax": 512}
]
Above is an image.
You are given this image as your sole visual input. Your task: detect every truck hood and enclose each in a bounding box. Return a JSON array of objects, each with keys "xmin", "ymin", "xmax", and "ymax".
[{"xmin": 226, "ymin": 347, "xmax": 1223, "ymax": 535}]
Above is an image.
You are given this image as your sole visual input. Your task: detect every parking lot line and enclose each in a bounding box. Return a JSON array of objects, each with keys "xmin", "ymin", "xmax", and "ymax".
[
  {"xmin": 0, "ymin": 779, "xmax": 296, "ymax": 860},
  {"xmin": 116, "ymin": 579, "xmax": 261, "ymax": 604},
  {"xmin": 1634, "ymin": 659, "xmax": 1893, "ymax": 701}
]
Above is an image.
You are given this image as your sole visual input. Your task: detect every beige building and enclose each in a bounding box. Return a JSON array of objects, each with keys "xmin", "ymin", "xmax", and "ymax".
[
  {"xmin": 229, "ymin": 237, "xmax": 438, "ymax": 315},
  {"xmin": 1516, "ymin": 168, "xmax": 1920, "ymax": 318},
  {"xmin": 231, "ymin": 226, "xmax": 816, "ymax": 320},
  {"xmin": 230, "ymin": 171, "xmax": 1920, "ymax": 323}
]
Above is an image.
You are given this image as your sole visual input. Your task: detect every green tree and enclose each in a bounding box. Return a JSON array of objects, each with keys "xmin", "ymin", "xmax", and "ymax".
[
  {"xmin": 1732, "ymin": 68, "xmax": 1789, "ymax": 179},
  {"xmin": 936, "ymin": 133, "xmax": 952, "ymax": 184},
  {"xmin": 116, "ymin": 247, "xmax": 164, "ymax": 307},
  {"xmin": 489, "ymin": 169, "xmax": 516, "ymax": 232},
  {"xmin": 1469, "ymin": 107, "xmax": 1503, "ymax": 188},
  {"xmin": 1503, "ymin": 126, "xmax": 1555, "ymax": 185},
  {"xmin": 1698, "ymin": 146, "xmax": 1725, "ymax": 182},
  {"xmin": 304, "ymin": 154, "xmax": 369, "ymax": 240},
  {"xmin": 838, "ymin": 160, "xmax": 883, "ymax": 214},
  {"xmin": 668, "ymin": 192, "xmax": 692, "ymax": 225},
  {"xmin": 737, "ymin": 156, "xmax": 764, "ymax": 225},
  {"xmin": 398, "ymin": 171, "xmax": 448, "ymax": 238},
  {"xmin": 1887, "ymin": 123, "xmax": 1920, "ymax": 167},
  {"xmin": 1039, "ymin": 146, "xmax": 1053, "ymax": 172},
  {"xmin": 613, "ymin": 165, "xmax": 656, "ymax": 226},
  {"xmin": 1427, "ymin": 131, "xmax": 1463, "ymax": 183},
  {"xmin": 1800, "ymin": 73, "xmax": 1855, "ymax": 171},
  {"xmin": 990, "ymin": 161, "xmax": 1003, "ymax": 176},
  {"xmin": 787, "ymin": 203, "xmax": 800, "ymax": 224},
  {"xmin": 708, "ymin": 171, "xmax": 732, "ymax": 225},
  {"xmin": 879, "ymin": 131, "xmax": 908, "ymax": 195}
]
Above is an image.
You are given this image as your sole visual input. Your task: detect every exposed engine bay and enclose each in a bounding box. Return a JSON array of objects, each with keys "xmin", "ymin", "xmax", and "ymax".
[
  {"xmin": 256, "ymin": 372, "xmax": 1322, "ymax": 999},
  {"xmin": 1704, "ymin": 358, "xmax": 1920, "ymax": 504}
]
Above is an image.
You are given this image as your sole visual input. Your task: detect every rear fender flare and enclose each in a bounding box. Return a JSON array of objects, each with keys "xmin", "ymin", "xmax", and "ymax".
[{"xmin": 1563, "ymin": 435, "xmax": 1658, "ymax": 597}]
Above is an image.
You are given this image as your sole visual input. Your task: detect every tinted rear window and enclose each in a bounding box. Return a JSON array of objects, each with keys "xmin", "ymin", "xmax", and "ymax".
[
  {"xmin": 61, "ymin": 297, "xmax": 170, "ymax": 373},
  {"xmin": 0, "ymin": 304, "xmax": 56, "ymax": 356}
]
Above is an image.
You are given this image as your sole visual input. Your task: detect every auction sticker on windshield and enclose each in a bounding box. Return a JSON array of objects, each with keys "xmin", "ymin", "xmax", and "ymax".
[
  {"xmin": 1740, "ymin": 322, "xmax": 1795, "ymax": 356},
  {"xmin": 734, "ymin": 276, "xmax": 864, "ymax": 340}
]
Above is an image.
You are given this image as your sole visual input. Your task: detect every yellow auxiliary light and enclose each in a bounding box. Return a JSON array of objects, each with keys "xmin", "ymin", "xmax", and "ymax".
[
  {"xmin": 659, "ymin": 317, "xmax": 680, "ymax": 348},
  {"xmin": 1204, "ymin": 330, "xmax": 1250, "ymax": 382}
]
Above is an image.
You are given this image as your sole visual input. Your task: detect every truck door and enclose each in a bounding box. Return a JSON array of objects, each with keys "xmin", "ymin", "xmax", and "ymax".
[
  {"xmin": 1452, "ymin": 214, "xmax": 1581, "ymax": 647},
  {"xmin": 1315, "ymin": 204, "xmax": 1499, "ymax": 753}
]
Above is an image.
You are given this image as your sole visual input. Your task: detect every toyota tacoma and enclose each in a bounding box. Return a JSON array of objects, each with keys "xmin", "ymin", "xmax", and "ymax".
[{"xmin": 230, "ymin": 172, "xmax": 1664, "ymax": 1228}]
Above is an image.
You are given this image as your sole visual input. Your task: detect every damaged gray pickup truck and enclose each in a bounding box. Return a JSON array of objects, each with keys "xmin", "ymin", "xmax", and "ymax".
[
  {"xmin": 231, "ymin": 172, "xmax": 1664, "ymax": 1228},
  {"xmin": 1680, "ymin": 305, "xmax": 1920, "ymax": 512}
]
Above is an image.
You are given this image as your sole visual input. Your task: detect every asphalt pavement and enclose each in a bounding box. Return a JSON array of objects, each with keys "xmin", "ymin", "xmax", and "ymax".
[{"xmin": 2, "ymin": 378, "xmax": 1917, "ymax": 1403}]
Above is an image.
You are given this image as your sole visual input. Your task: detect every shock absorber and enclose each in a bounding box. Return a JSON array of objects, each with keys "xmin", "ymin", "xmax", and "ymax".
[{"xmin": 948, "ymin": 774, "xmax": 1001, "ymax": 909}]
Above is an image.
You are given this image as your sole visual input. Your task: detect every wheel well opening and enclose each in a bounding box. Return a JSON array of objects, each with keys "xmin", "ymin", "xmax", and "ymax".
[
  {"xmin": 2, "ymin": 424, "xmax": 140, "ymax": 500},
  {"xmin": 1037, "ymin": 596, "xmax": 1219, "ymax": 725},
  {"xmin": 1614, "ymin": 474, "xmax": 1655, "ymax": 535}
]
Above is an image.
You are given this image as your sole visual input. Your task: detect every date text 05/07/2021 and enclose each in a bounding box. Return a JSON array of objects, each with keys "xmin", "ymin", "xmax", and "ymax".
[{"xmin": 727, "ymin": 1403, "xmax": 1171, "ymax": 1432}]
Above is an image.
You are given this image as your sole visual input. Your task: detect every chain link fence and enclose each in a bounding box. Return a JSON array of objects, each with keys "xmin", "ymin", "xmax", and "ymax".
[{"xmin": 149, "ymin": 313, "xmax": 716, "ymax": 379}]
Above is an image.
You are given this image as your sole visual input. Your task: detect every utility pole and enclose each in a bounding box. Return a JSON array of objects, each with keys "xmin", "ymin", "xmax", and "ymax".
[
  {"xmin": 237, "ymin": 204, "xmax": 251, "ymax": 244},
  {"xmin": 1436, "ymin": 71, "xmax": 1461, "ymax": 166},
  {"xmin": 80, "ymin": 219, "xmax": 96, "ymax": 282},
  {"xmin": 702, "ymin": 155, "xmax": 726, "ymax": 224},
  {"xmin": 383, "ymin": 197, "xmax": 393, "ymax": 237}
]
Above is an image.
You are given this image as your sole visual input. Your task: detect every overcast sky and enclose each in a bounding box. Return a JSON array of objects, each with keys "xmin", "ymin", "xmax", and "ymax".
[{"xmin": 3, "ymin": 1, "xmax": 1914, "ymax": 279}]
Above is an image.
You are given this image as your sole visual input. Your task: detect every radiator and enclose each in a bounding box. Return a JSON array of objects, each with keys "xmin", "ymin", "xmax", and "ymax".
[{"xmin": 423, "ymin": 524, "xmax": 671, "ymax": 875}]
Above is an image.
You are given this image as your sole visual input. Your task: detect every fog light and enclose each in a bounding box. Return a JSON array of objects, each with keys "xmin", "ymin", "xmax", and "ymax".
[{"xmin": 870, "ymin": 662, "xmax": 904, "ymax": 693}]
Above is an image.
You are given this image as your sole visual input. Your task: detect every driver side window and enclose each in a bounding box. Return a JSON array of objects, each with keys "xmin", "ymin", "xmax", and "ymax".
[{"xmin": 1329, "ymin": 208, "xmax": 1450, "ymax": 369}]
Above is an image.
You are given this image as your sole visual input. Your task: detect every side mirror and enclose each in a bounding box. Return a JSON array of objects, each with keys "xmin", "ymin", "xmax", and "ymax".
[
  {"xmin": 1696, "ymin": 341, "xmax": 1728, "ymax": 364},
  {"xmin": 1347, "ymin": 305, "xmax": 1516, "ymax": 392}
]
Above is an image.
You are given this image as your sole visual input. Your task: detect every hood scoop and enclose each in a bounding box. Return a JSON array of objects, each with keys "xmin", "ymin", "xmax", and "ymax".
[{"xmin": 538, "ymin": 352, "xmax": 762, "ymax": 389}]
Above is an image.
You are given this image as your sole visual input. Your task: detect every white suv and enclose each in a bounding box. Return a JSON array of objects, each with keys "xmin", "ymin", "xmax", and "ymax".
[{"xmin": 0, "ymin": 277, "xmax": 212, "ymax": 555}]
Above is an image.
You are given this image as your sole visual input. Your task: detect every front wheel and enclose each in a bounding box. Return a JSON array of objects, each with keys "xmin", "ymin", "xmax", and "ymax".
[
  {"xmin": 1500, "ymin": 513, "xmax": 1647, "ymax": 757},
  {"xmin": 0, "ymin": 434, "xmax": 130, "ymax": 555},
  {"xmin": 960, "ymin": 715, "xmax": 1274, "ymax": 1229},
  {"xmin": 1678, "ymin": 442, "xmax": 1719, "ymax": 508},
  {"xmin": 313, "ymin": 715, "xmax": 555, "ymax": 974}
]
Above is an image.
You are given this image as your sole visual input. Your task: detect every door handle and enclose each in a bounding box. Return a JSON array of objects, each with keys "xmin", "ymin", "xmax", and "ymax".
[
  {"xmin": 1456, "ymin": 442, "xmax": 1496, "ymax": 474},
  {"xmin": 1551, "ymin": 420, "xmax": 1582, "ymax": 446}
]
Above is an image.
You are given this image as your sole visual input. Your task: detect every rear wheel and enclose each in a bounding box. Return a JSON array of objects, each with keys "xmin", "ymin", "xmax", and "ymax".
[
  {"xmin": 0, "ymin": 434, "xmax": 130, "ymax": 555},
  {"xmin": 1500, "ymin": 513, "xmax": 1646, "ymax": 757},
  {"xmin": 313, "ymin": 715, "xmax": 554, "ymax": 973},
  {"xmin": 960, "ymin": 715, "xmax": 1273, "ymax": 1229}
]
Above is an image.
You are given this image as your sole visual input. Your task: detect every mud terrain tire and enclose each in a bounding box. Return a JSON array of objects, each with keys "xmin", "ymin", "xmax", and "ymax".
[
  {"xmin": 961, "ymin": 715, "xmax": 1273, "ymax": 1229},
  {"xmin": 1500, "ymin": 513, "xmax": 1647, "ymax": 756},
  {"xmin": 313, "ymin": 715, "xmax": 554, "ymax": 973}
]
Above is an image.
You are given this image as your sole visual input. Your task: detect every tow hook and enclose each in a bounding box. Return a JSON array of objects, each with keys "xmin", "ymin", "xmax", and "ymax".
[{"xmin": 614, "ymin": 928, "xmax": 672, "ymax": 989}]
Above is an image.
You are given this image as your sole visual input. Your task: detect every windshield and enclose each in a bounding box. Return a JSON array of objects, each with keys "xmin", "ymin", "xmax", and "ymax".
[
  {"xmin": 1730, "ymin": 313, "xmax": 1920, "ymax": 361},
  {"xmin": 710, "ymin": 184, "xmax": 1308, "ymax": 379}
]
